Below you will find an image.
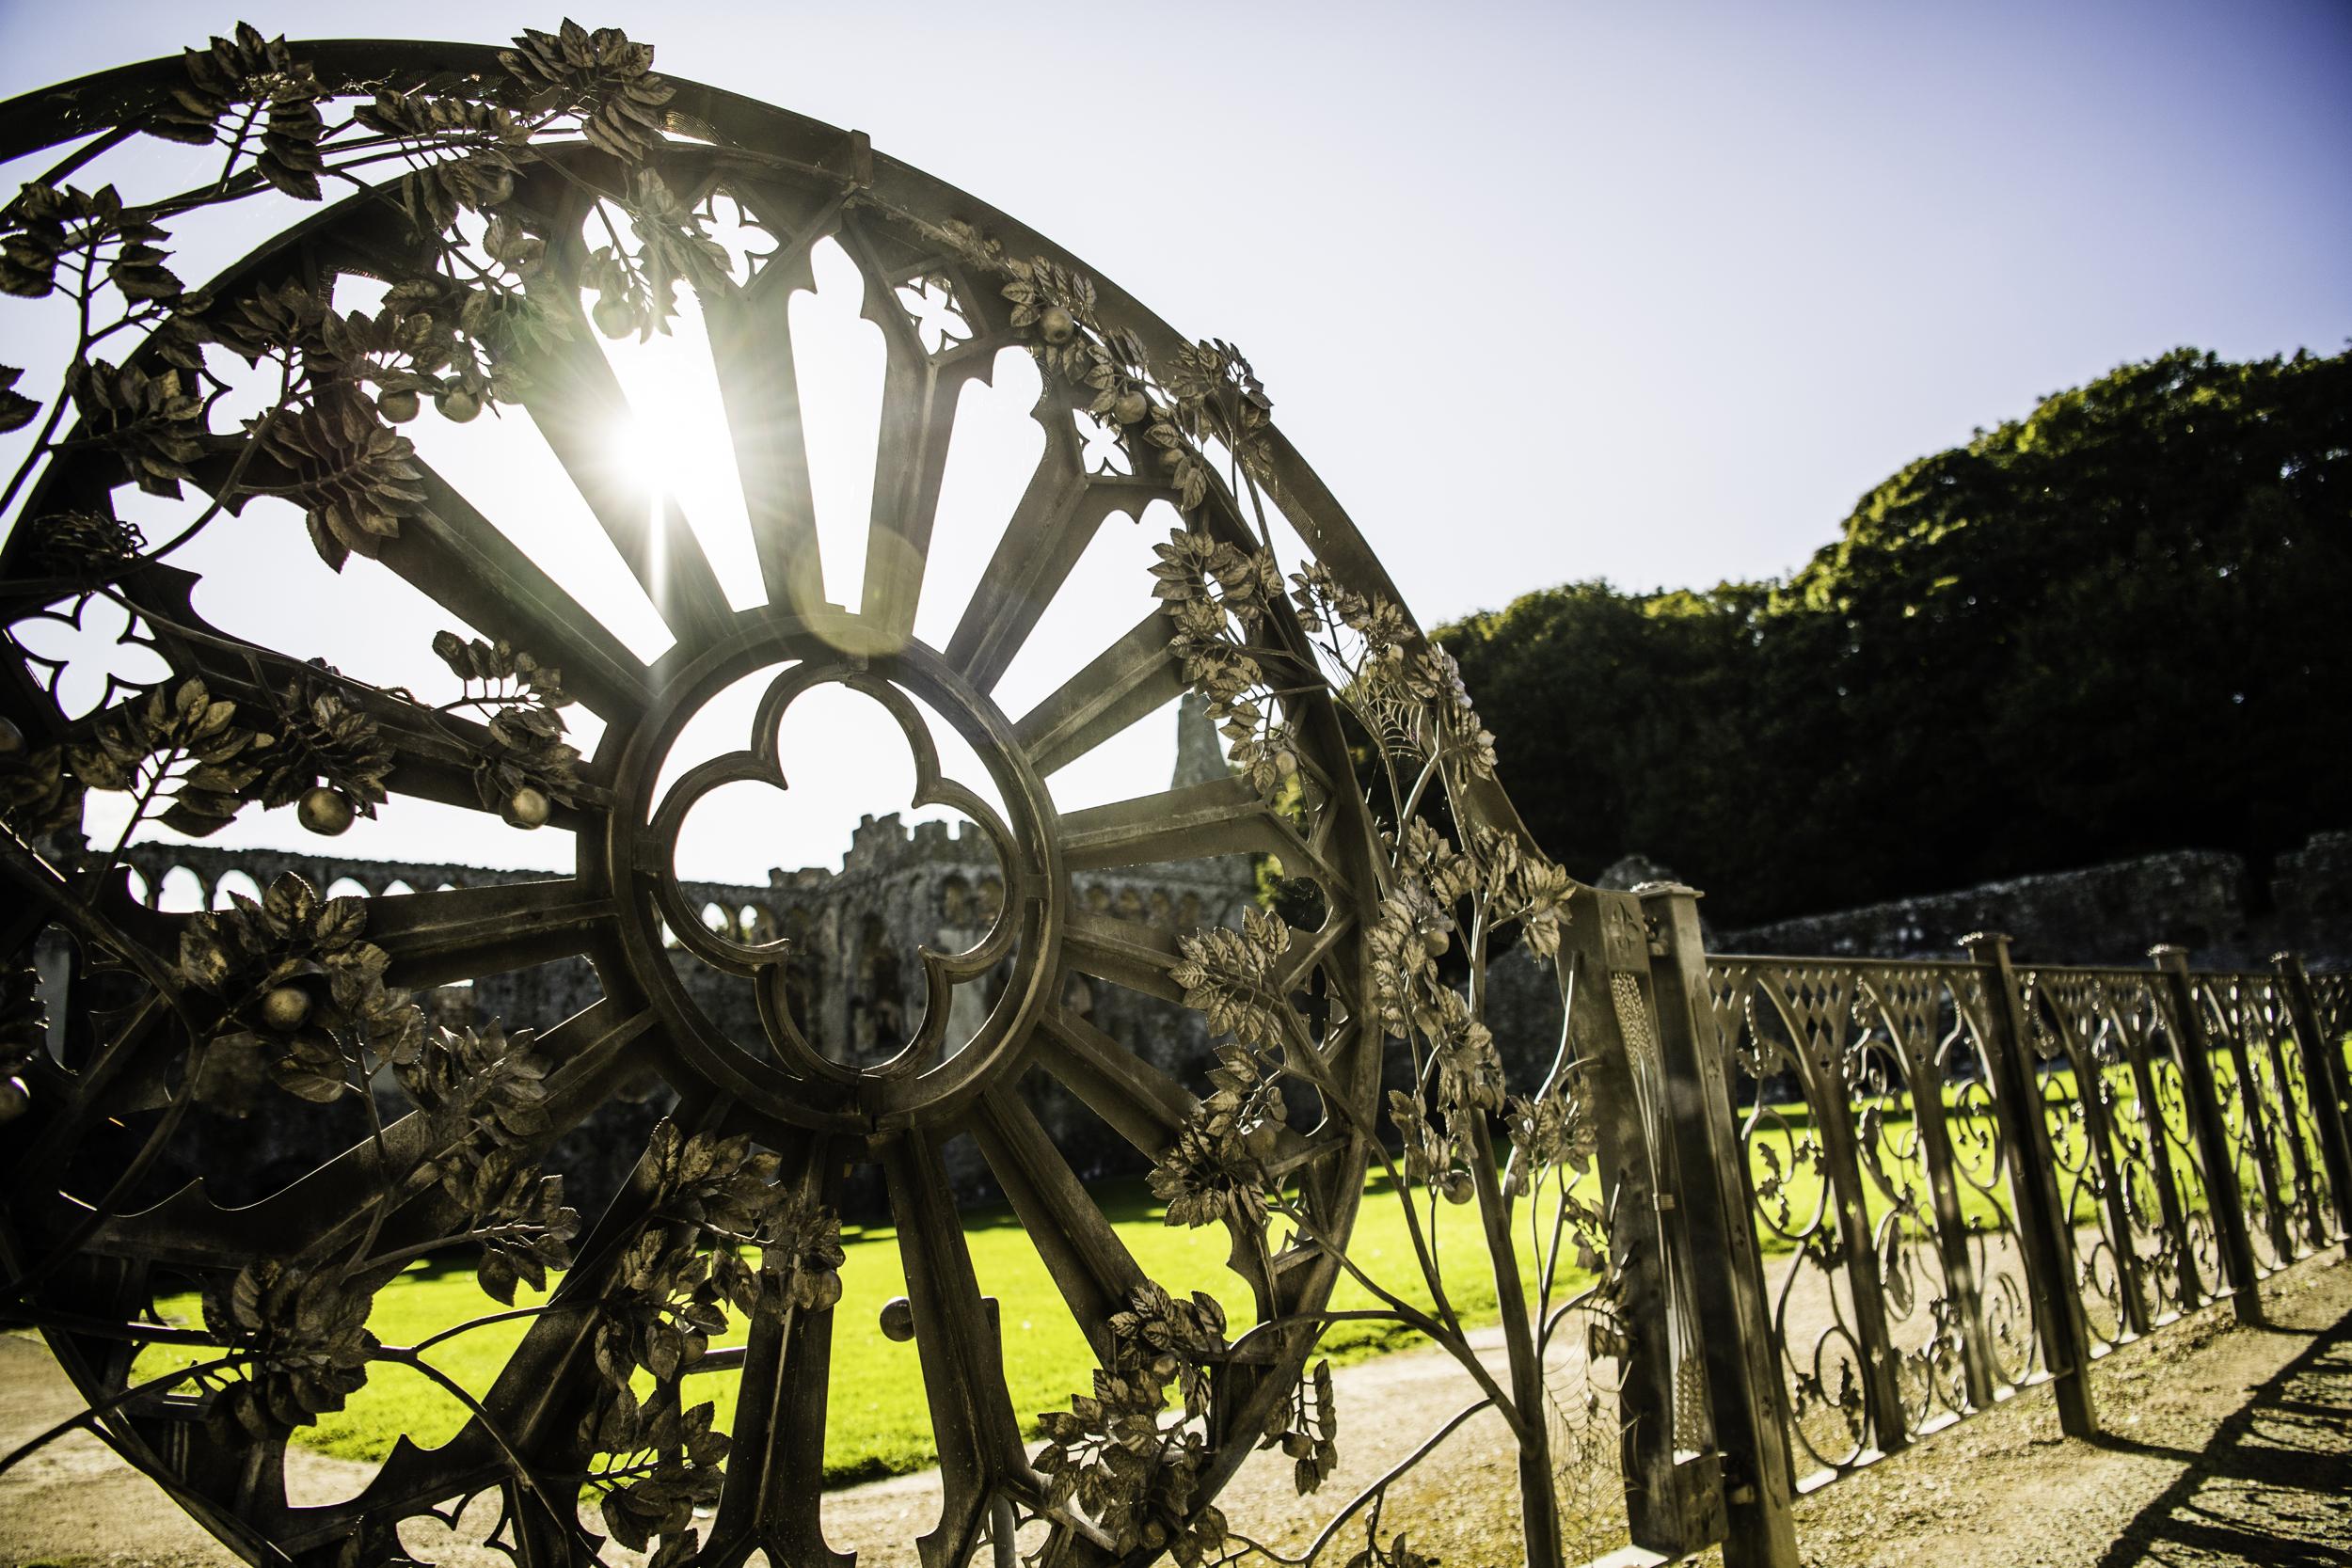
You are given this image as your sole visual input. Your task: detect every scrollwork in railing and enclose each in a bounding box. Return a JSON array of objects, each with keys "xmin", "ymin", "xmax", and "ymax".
[
  {"xmin": 2013, "ymin": 969, "xmax": 2140, "ymax": 1351},
  {"xmin": 2193, "ymin": 974, "xmax": 2300, "ymax": 1273},
  {"xmin": 1707, "ymin": 958, "xmax": 2041, "ymax": 1481},
  {"xmin": 2304, "ymin": 970, "xmax": 2352, "ymax": 1126},
  {"xmin": 1708, "ymin": 960, "xmax": 1874, "ymax": 1476},
  {"xmin": 2102, "ymin": 973, "xmax": 2222, "ymax": 1317},
  {"xmin": 2242, "ymin": 976, "xmax": 2335, "ymax": 1250},
  {"xmin": 2307, "ymin": 972, "xmax": 2352, "ymax": 1041},
  {"xmin": 1851, "ymin": 964, "xmax": 2038, "ymax": 1426},
  {"xmin": 1934, "ymin": 967, "xmax": 2041, "ymax": 1393}
]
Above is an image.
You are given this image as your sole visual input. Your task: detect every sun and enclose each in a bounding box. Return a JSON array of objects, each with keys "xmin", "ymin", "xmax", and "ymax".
[{"xmin": 596, "ymin": 293, "xmax": 764, "ymax": 610}]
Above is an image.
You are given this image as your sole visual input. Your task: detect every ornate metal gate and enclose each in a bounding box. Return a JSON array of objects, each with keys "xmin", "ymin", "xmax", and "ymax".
[{"xmin": 0, "ymin": 27, "xmax": 1440, "ymax": 1567}]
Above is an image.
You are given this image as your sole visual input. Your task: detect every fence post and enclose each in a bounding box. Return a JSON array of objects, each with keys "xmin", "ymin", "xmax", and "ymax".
[
  {"xmin": 2273, "ymin": 952, "xmax": 2352, "ymax": 1244},
  {"xmin": 1556, "ymin": 886, "xmax": 1727, "ymax": 1560},
  {"xmin": 1959, "ymin": 932, "xmax": 2097, "ymax": 1438},
  {"xmin": 1637, "ymin": 883, "xmax": 1800, "ymax": 1568},
  {"xmin": 2149, "ymin": 945, "xmax": 2265, "ymax": 1325}
]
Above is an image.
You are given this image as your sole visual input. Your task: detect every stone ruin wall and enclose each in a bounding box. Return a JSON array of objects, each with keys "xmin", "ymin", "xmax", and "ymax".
[
  {"xmin": 1716, "ymin": 831, "xmax": 2352, "ymax": 971},
  {"xmin": 113, "ymin": 809, "xmax": 1254, "ymax": 1221},
  {"xmin": 1475, "ymin": 832, "xmax": 2352, "ymax": 1095},
  {"xmin": 105, "ymin": 763, "xmax": 2347, "ymax": 1219}
]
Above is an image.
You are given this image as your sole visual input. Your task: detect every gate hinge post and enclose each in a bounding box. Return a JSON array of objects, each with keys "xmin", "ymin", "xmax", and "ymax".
[{"xmin": 1636, "ymin": 881, "xmax": 1799, "ymax": 1568}]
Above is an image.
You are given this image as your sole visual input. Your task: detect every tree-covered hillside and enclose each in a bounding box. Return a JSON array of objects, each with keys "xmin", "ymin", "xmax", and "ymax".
[{"xmin": 1438, "ymin": 347, "xmax": 2352, "ymax": 927}]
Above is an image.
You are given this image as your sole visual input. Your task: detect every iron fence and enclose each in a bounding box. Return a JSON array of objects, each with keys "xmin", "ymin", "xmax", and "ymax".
[{"xmin": 1602, "ymin": 891, "xmax": 2352, "ymax": 1566}]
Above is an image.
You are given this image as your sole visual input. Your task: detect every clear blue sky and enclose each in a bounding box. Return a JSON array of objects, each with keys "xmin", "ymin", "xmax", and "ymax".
[
  {"xmin": 7, "ymin": 0, "xmax": 2346, "ymax": 616},
  {"xmin": 3, "ymin": 2, "xmax": 2346, "ymax": 882}
]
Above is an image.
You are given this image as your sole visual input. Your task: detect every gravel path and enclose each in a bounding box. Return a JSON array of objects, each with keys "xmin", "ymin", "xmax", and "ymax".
[
  {"xmin": 4, "ymin": 1254, "xmax": 2346, "ymax": 1567},
  {"xmin": 1776, "ymin": 1253, "xmax": 2352, "ymax": 1568}
]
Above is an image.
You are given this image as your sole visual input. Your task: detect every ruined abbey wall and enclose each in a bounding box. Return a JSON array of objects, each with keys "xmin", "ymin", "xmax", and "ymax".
[
  {"xmin": 1716, "ymin": 832, "xmax": 2352, "ymax": 970},
  {"xmin": 113, "ymin": 791, "xmax": 1253, "ymax": 1218}
]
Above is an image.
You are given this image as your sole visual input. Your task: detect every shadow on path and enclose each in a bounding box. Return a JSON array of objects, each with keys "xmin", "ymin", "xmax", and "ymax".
[{"xmin": 2090, "ymin": 1307, "xmax": 2352, "ymax": 1567}]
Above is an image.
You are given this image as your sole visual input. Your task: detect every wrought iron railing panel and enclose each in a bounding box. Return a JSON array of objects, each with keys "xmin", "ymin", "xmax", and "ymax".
[
  {"xmin": 2309, "ymin": 971, "xmax": 2352, "ymax": 1124},
  {"xmin": 1708, "ymin": 960, "xmax": 1873, "ymax": 1477},
  {"xmin": 1705, "ymin": 958, "xmax": 2038, "ymax": 1484},
  {"xmin": 2249, "ymin": 974, "xmax": 2340, "ymax": 1249},
  {"xmin": 1924, "ymin": 967, "xmax": 2043, "ymax": 1395},
  {"xmin": 2115, "ymin": 978, "xmax": 2226, "ymax": 1314},
  {"xmin": 2012, "ymin": 968, "xmax": 2143, "ymax": 1350},
  {"xmin": 2309, "ymin": 972, "xmax": 2352, "ymax": 1039},
  {"xmin": 2013, "ymin": 966, "xmax": 2248, "ymax": 1328},
  {"xmin": 2193, "ymin": 974, "xmax": 2306, "ymax": 1271},
  {"xmin": 1849, "ymin": 964, "xmax": 2033, "ymax": 1427}
]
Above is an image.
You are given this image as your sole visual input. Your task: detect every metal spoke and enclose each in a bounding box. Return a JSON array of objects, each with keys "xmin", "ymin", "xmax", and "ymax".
[
  {"xmin": 82, "ymin": 1003, "xmax": 655, "ymax": 1270},
  {"xmin": 941, "ymin": 404, "xmax": 1132, "ymax": 696},
  {"xmin": 1061, "ymin": 909, "xmax": 1184, "ymax": 1005},
  {"xmin": 172, "ymin": 426, "xmax": 653, "ymax": 721},
  {"xmin": 512, "ymin": 179, "xmax": 737, "ymax": 650},
  {"xmin": 879, "ymin": 1127, "xmax": 1032, "ymax": 1568},
  {"xmin": 365, "ymin": 879, "xmax": 615, "ymax": 989},
  {"xmin": 704, "ymin": 256, "xmax": 828, "ymax": 618},
  {"xmin": 511, "ymin": 317, "xmax": 738, "ymax": 650},
  {"xmin": 364, "ymin": 1091, "xmax": 730, "ymax": 1560},
  {"xmin": 1010, "ymin": 611, "xmax": 1186, "ymax": 779},
  {"xmin": 1062, "ymin": 775, "xmax": 1336, "ymax": 884},
  {"xmin": 107, "ymin": 573, "xmax": 614, "ymax": 821},
  {"xmin": 969, "ymin": 1086, "xmax": 1146, "ymax": 1362},
  {"xmin": 382, "ymin": 459, "xmax": 657, "ymax": 718},
  {"xmin": 1029, "ymin": 1004, "xmax": 1199, "ymax": 1158},
  {"xmin": 711, "ymin": 1134, "xmax": 850, "ymax": 1568},
  {"xmin": 839, "ymin": 218, "xmax": 993, "ymax": 649}
]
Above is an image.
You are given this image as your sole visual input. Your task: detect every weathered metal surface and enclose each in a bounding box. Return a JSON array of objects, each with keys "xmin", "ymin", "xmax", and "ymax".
[
  {"xmin": 0, "ymin": 30, "xmax": 1412, "ymax": 1567},
  {"xmin": 1638, "ymin": 884, "xmax": 1798, "ymax": 1568}
]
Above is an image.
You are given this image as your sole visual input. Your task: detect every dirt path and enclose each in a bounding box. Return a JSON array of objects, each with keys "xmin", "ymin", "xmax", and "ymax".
[
  {"xmin": 1773, "ymin": 1253, "xmax": 2352, "ymax": 1568},
  {"xmin": 4, "ymin": 1253, "xmax": 2347, "ymax": 1567}
]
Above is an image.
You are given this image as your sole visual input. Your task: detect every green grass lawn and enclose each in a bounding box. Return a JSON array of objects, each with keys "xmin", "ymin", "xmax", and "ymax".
[
  {"xmin": 145, "ymin": 1164, "xmax": 1592, "ymax": 1486},
  {"xmin": 138, "ymin": 1049, "xmax": 2337, "ymax": 1486}
]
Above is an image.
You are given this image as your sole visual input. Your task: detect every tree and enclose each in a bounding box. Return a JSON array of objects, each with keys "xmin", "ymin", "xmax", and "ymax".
[{"xmin": 1440, "ymin": 347, "xmax": 2352, "ymax": 927}]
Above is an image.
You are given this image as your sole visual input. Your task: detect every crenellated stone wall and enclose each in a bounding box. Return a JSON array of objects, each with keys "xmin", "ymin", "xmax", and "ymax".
[{"xmin": 103, "ymin": 699, "xmax": 1255, "ymax": 1219}]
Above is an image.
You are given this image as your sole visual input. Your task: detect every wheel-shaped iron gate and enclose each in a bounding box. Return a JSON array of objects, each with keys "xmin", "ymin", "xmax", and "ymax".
[{"xmin": 0, "ymin": 28, "xmax": 1456, "ymax": 1567}]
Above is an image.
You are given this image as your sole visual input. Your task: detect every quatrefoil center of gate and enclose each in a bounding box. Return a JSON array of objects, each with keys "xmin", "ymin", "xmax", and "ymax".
[{"xmin": 612, "ymin": 637, "xmax": 1065, "ymax": 1133}]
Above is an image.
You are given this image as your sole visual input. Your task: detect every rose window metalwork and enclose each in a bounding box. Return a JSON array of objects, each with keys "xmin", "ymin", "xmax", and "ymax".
[
  {"xmin": 631, "ymin": 646, "xmax": 1058, "ymax": 1127},
  {"xmin": 0, "ymin": 29, "xmax": 1434, "ymax": 1568}
]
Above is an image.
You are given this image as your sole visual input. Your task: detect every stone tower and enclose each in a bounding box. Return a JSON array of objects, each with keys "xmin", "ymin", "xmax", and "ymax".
[{"xmin": 1171, "ymin": 691, "xmax": 1228, "ymax": 788}]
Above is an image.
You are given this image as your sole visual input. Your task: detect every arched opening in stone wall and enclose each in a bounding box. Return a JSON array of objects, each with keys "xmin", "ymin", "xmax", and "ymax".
[
  {"xmin": 212, "ymin": 869, "xmax": 262, "ymax": 910},
  {"xmin": 777, "ymin": 906, "xmax": 820, "ymax": 1038},
  {"xmin": 940, "ymin": 873, "xmax": 973, "ymax": 927},
  {"xmin": 156, "ymin": 865, "xmax": 206, "ymax": 913},
  {"xmin": 850, "ymin": 912, "xmax": 906, "ymax": 1064}
]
